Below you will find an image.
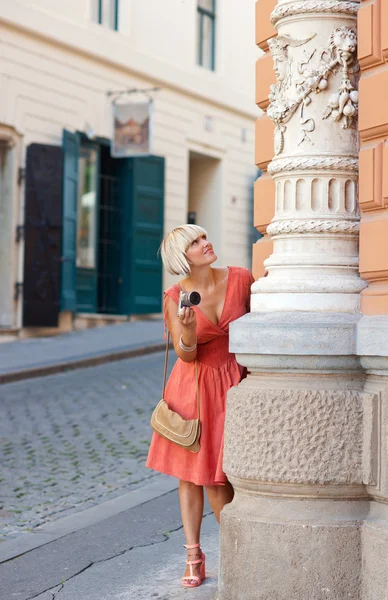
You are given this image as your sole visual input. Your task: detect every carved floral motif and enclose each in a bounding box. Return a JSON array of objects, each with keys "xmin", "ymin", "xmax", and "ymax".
[{"xmin": 267, "ymin": 26, "xmax": 358, "ymax": 155}]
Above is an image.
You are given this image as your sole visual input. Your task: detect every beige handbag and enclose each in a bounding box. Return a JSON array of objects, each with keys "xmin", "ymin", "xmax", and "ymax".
[{"xmin": 150, "ymin": 332, "xmax": 201, "ymax": 453}]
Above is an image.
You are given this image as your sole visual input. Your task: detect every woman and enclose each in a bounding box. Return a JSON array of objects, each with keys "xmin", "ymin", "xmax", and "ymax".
[{"xmin": 146, "ymin": 224, "xmax": 254, "ymax": 588}]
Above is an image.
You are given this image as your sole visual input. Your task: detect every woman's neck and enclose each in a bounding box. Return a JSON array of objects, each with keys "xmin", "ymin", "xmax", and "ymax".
[{"xmin": 185, "ymin": 266, "xmax": 216, "ymax": 291}]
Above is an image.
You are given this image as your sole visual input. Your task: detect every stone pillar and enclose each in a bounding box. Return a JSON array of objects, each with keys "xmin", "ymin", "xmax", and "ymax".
[
  {"xmin": 218, "ymin": 1, "xmax": 373, "ymax": 598},
  {"xmin": 253, "ymin": 2, "xmax": 364, "ymax": 312}
]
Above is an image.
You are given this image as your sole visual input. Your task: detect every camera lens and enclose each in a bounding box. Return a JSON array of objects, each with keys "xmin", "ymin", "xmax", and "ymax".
[{"xmin": 188, "ymin": 292, "xmax": 201, "ymax": 306}]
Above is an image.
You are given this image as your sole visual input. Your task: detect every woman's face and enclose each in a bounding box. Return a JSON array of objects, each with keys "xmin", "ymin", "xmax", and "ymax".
[{"xmin": 185, "ymin": 234, "xmax": 217, "ymax": 269}]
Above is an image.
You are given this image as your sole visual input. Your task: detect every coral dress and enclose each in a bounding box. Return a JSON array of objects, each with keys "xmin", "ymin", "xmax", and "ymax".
[{"xmin": 146, "ymin": 266, "xmax": 254, "ymax": 486}]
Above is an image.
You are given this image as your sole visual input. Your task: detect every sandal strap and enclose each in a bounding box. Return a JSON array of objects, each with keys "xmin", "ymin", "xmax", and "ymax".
[
  {"xmin": 182, "ymin": 575, "xmax": 201, "ymax": 585},
  {"xmin": 184, "ymin": 543, "xmax": 201, "ymax": 549}
]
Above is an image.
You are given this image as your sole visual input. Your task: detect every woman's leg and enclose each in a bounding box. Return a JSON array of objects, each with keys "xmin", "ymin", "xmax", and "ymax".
[
  {"xmin": 179, "ymin": 480, "xmax": 204, "ymax": 543},
  {"xmin": 179, "ymin": 480, "xmax": 205, "ymax": 583},
  {"xmin": 205, "ymin": 480, "xmax": 234, "ymax": 523}
]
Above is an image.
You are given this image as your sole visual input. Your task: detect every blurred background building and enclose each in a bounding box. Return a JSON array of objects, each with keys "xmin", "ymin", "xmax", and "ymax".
[{"xmin": 0, "ymin": 0, "xmax": 260, "ymax": 339}]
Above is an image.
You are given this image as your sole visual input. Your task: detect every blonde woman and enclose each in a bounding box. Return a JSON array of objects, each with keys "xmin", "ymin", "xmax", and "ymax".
[{"xmin": 146, "ymin": 224, "xmax": 254, "ymax": 588}]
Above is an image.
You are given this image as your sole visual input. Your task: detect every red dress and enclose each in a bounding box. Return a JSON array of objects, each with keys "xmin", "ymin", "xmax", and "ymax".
[{"xmin": 146, "ymin": 266, "xmax": 254, "ymax": 486}]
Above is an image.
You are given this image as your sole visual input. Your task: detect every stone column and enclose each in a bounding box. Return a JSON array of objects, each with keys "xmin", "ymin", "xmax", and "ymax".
[
  {"xmin": 219, "ymin": 1, "xmax": 373, "ymax": 598},
  {"xmin": 254, "ymin": 2, "xmax": 364, "ymax": 313}
]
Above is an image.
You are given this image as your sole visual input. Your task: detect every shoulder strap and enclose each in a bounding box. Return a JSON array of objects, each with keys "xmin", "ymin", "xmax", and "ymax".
[{"xmin": 162, "ymin": 331, "xmax": 200, "ymax": 420}]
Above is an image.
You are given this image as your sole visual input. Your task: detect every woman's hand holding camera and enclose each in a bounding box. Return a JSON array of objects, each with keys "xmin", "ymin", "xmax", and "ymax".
[
  {"xmin": 179, "ymin": 306, "xmax": 197, "ymax": 332},
  {"xmin": 179, "ymin": 308, "xmax": 197, "ymax": 357}
]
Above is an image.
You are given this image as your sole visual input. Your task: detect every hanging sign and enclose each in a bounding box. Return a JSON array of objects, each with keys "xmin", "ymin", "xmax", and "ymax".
[{"xmin": 111, "ymin": 100, "xmax": 153, "ymax": 158}]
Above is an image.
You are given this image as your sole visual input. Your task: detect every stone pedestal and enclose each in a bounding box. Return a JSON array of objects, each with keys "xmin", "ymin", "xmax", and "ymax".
[
  {"xmin": 220, "ymin": 497, "xmax": 368, "ymax": 599},
  {"xmin": 219, "ymin": 313, "xmax": 372, "ymax": 599}
]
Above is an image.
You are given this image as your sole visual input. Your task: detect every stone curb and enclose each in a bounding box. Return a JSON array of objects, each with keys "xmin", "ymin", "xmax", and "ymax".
[
  {"xmin": 0, "ymin": 341, "xmax": 170, "ymax": 385},
  {"xmin": 0, "ymin": 475, "xmax": 179, "ymax": 563}
]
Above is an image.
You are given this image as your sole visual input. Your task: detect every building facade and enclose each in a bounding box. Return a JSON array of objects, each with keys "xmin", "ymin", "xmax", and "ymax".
[
  {"xmin": 0, "ymin": 0, "xmax": 259, "ymax": 338},
  {"xmin": 218, "ymin": 0, "xmax": 388, "ymax": 598}
]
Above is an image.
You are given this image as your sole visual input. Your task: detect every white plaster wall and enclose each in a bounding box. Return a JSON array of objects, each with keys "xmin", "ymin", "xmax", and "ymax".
[
  {"xmin": 20, "ymin": 0, "xmax": 92, "ymax": 21},
  {"xmin": 0, "ymin": 144, "xmax": 15, "ymax": 326},
  {"xmin": 0, "ymin": 0, "xmax": 258, "ymax": 312},
  {"xmin": 0, "ymin": 128, "xmax": 22, "ymax": 330},
  {"xmin": 0, "ymin": 0, "xmax": 258, "ymax": 116},
  {"xmin": 131, "ymin": 0, "xmax": 256, "ymax": 100}
]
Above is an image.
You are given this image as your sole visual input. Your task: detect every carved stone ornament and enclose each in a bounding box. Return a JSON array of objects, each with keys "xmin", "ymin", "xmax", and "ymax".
[
  {"xmin": 322, "ymin": 28, "xmax": 358, "ymax": 128},
  {"xmin": 268, "ymin": 156, "xmax": 358, "ymax": 175},
  {"xmin": 274, "ymin": 125, "xmax": 286, "ymax": 155},
  {"xmin": 270, "ymin": 1, "xmax": 360, "ymax": 25},
  {"xmin": 267, "ymin": 27, "xmax": 359, "ymax": 155},
  {"xmin": 267, "ymin": 219, "xmax": 360, "ymax": 236},
  {"xmin": 267, "ymin": 33, "xmax": 317, "ymax": 155}
]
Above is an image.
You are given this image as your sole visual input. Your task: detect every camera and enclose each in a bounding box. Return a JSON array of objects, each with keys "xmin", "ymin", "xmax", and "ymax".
[{"xmin": 178, "ymin": 291, "xmax": 201, "ymax": 317}]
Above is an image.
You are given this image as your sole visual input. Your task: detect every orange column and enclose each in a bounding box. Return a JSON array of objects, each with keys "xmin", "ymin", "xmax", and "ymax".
[
  {"xmin": 358, "ymin": 0, "xmax": 388, "ymax": 314},
  {"xmin": 253, "ymin": 0, "xmax": 276, "ymax": 280}
]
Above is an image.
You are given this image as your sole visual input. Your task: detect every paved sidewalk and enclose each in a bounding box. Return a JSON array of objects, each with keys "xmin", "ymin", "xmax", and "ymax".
[
  {"xmin": 0, "ymin": 483, "xmax": 219, "ymax": 600},
  {"xmin": 0, "ymin": 320, "xmax": 164, "ymax": 383}
]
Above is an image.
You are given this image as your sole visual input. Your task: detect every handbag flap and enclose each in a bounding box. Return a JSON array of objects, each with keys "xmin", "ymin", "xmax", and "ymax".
[{"xmin": 151, "ymin": 399, "xmax": 200, "ymax": 446}]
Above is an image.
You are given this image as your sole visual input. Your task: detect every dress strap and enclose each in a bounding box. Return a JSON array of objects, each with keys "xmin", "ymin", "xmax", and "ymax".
[
  {"xmin": 163, "ymin": 285, "xmax": 180, "ymax": 339},
  {"xmin": 164, "ymin": 284, "xmax": 180, "ymax": 303}
]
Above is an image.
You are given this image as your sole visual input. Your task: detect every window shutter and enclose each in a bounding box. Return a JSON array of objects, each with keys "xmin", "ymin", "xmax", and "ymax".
[
  {"xmin": 23, "ymin": 144, "xmax": 63, "ymax": 327},
  {"xmin": 118, "ymin": 156, "xmax": 165, "ymax": 315}
]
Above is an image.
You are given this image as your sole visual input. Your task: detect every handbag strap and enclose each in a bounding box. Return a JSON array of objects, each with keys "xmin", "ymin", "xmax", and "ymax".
[{"xmin": 162, "ymin": 331, "xmax": 200, "ymax": 420}]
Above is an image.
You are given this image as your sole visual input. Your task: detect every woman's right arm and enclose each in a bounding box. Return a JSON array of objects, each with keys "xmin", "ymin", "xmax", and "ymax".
[{"xmin": 165, "ymin": 295, "xmax": 197, "ymax": 363}]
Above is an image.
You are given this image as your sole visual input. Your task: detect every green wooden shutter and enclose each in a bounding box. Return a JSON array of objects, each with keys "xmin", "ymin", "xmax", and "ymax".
[
  {"xmin": 118, "ymin": 156, "xmax": 165, "ymax": 315},
  {"xmin": 61, "ymin": 130, "xmax": 79, "ymax": 312}
]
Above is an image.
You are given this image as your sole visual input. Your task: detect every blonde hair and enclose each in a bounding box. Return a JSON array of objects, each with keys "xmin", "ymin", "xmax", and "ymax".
[{"xmin": 160, "ymin": 224, "xmax": 208, "ymax": 275}]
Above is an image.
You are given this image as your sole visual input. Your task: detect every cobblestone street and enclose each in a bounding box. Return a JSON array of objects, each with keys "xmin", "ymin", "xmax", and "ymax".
[{"xmin": 0, "ymin": 352, "xmax": 173, "ymax": 542}]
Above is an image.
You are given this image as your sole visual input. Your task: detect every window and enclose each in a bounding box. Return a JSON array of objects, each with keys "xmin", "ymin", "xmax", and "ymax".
[
  {"xmin": 77, "ymin": 146, "xmax": 99, "ymax": 269},
  {"xmin": 92, "ymin": 0, "xmax": 119, "ymax": 31},
  {"xmin": 197, "ymin": 0, "xmax": 216, "ymax": 71}
]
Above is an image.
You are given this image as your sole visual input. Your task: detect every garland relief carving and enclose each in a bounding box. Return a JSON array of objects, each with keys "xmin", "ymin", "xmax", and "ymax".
[{"xmin": 268, "ymin": 27, "xmax": 358, "ymax": 156}]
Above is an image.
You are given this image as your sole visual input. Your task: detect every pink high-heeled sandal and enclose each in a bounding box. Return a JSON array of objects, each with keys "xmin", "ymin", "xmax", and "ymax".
[{"xmin": 182, "ymin": 543, "xmax": 206, "ymax": 588}]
